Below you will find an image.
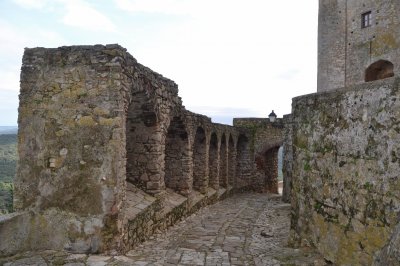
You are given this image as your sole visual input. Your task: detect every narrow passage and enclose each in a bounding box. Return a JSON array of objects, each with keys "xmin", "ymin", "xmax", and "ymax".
[
  {"xmin": 3, "ymin": 193, "xmax": 324, "ymax": 266},
  {"xmin": 124, "ymin": 193, "xmax": 324, "ymax": 265}
]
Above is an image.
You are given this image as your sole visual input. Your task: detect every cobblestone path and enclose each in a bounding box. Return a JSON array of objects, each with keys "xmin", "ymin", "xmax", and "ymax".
[{"xmin": 2, "ymin": 193, "xmax": 325, "ymax": 266}]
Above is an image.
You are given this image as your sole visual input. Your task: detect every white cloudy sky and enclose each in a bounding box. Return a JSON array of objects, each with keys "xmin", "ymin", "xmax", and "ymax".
[{"xmin": 0, "ymin": 0, "xmax": 318, "ymax": 126}]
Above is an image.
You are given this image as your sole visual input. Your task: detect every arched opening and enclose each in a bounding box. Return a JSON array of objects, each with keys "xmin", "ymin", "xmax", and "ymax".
[
  {"xmin": 236, "ymin": 134, "xmax": 251, "ymax": 189},
  {"xmin": 365, "ymin": 60, "xmax": 394, "ymax": 82},
  {"xmin": 254, "ymin": 144, "xmax": 282, "ymax": 194},
  {"xmin": 219, "ymin": 134, "xmax": 227, "ymax": 188},
  {"xmin": 165, "ymin": 116, "xmax": 191, "ymax": 195},
  {"xmin": 264, "ymin": 146, "xmax": 280, "ymax": 194},
  {"xmin": 126, "ymin": 92, "xmax": 162, "ymax": 193},
  {"xmin": 228, "ymin": 135, "xmax": 236, "ymax": 188},
  {"xmin": 208, "ymin": 132, "xmax": 219, "ymax": 190},
  {"xmin": 193, "ymin": 127, "xmax": 207, "ymax": 193}
]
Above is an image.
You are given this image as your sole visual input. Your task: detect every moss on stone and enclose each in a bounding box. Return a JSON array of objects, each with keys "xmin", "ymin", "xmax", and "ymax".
[
  {"xmin": 294, "ymin": 134, "xmax": 308, "ymax": 149},
  {"xmin": 303, "ymin": 162, "xmax": 311, "ymax": 171},
  {"xmin": 76, "ymin": 116, "xmax": 97, "ymax": 127}
]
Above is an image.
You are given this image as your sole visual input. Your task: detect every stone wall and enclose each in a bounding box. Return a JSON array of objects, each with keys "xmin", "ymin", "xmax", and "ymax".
[
  {"xmin": 290, "ymin": 77, "xmax": 400, "ymax": 265},
  {"xmin": 15, "ymin": 45, "xmax": 129, "ymax": 253},
  {"xmin": 233, "ymin": 118, "xmax": 284, "ymax": 193},
  {"xmin": 282, "ymin": 114, "xmax": 293, "ymax": 203},
  {"xmin": 318, "ymin": 0, "xmax": 400, "ymax": 92},
  {"xmin": 0, "ymin": 44, "xmax": 286, "ymax": 257}
]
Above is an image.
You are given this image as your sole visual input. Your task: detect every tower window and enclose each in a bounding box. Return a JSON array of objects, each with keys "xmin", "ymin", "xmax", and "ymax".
[{"xmin": 362, "ymin": 11, "xmax": 372, "ymax": 28}]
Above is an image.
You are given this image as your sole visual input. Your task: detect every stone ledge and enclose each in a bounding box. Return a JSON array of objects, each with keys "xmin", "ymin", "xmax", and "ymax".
[{"xmin": 125, "ymin": 185, "xmax": 236, "ymax": 251}]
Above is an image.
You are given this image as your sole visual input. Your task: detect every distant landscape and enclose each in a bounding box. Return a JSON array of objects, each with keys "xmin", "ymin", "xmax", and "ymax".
[
  {"xmin": 0, "ymin": 127, "xmax": 17, "ymax": 214},
  {"xmin": 0, "ymin": 126, "xmax": 18, "ymax": 135}
]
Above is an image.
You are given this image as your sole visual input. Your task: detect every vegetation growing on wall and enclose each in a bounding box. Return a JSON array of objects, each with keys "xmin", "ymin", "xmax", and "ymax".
[{"xmin": 0, "ymin": 134, "xmax": 17, "ymax": 214}]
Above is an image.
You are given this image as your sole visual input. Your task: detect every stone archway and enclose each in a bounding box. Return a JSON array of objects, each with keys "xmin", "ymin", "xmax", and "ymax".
[
  {"xmin": 263, "ymin": 146, "xmax": 280, "ymax": 194},
  {"xmin": 209, "ymin": 132, "xmax": 219, "ymax": 190},
  {"xmin": 193, "ymin": 127, "xmax": 207, "ymax": 193},
  {"xmin": 365, "ymin": 60, "xmax": 394, "ymax": 82},
  {"xmin": 165, "ymin": 116, "xmax": 191, "ymax": 195},
  {"xmin": 254, "ymin": 140, "xmax": 283, "ymax": 193}
]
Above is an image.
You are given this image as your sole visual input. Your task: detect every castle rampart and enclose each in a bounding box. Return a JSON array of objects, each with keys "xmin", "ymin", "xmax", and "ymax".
[{"xmin": 0, "ymin": 45, "xmax": 285, "ymax": 257}]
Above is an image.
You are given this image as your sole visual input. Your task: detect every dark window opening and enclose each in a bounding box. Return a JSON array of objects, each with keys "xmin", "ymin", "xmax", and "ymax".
[{"xmin": 362, "ymin": 11, "xmax": 372, "ymax": 28}]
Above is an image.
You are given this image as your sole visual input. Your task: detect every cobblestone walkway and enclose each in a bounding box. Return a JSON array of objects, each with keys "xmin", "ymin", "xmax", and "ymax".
[{"xmin": 2, "ymin": 193, "xmax": 325, "ymax": 266}]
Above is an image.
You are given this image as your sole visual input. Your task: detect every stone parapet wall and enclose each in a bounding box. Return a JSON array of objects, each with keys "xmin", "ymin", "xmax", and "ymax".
[{"xmin": 290, "ymin": 77, "xmax": 400, "ymax": 264}]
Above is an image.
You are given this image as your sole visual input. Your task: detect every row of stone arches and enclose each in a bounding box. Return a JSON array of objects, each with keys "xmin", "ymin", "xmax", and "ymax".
[
  {"xmin": 126, "ymin": 97, "xmax": 252, "ymax": 196},
  {"xmin": 163, "ymin": 119, "xmax": 248, "ymax": 196}
]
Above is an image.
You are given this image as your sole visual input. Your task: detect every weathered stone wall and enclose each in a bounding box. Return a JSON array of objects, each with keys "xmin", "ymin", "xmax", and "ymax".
[
  {"xmin": 318, "ymin": 0, "xmax": 400, "ymax": 92},
  {"xmin": 233, "ymin": 118, "xmax": 284, "ymax": 193},
  {"xmin": 318, "ymin": 0, "xmax": 347, "ymax": 92},
  {"xmin": 236, "ymin": 134, "xmax": 252, "ymax": 189},
  {"xmin": 290, "ymin": 77, "xmax": 400, "ymax": 265},
  {"xmin": 0, "ymin": 44, "xmax": 286, "ymax": 257},
  {"xmin": 15, "ymin": 45, "xmax": 129, "ymax": 254},
  {"xmin": 282, "ymin": 114, "xmax": 293, "ymax": 203}
]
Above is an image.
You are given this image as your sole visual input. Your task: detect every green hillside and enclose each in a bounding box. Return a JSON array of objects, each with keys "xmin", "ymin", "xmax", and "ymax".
[{"xmin": 0, "ymin": 134, "xmax": 17, "ymax": 214}]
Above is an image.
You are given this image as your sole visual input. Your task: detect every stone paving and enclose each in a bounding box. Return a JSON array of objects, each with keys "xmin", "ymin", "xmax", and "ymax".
[{"xmin": 1, "ymin": 193, "xmax": 325, "ymax": 266}]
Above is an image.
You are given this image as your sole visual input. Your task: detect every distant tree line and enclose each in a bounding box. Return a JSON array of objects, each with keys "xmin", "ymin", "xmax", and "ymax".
[{"xmin": 0, "ymin": 134, "xmax": 16, "ymax": 214}]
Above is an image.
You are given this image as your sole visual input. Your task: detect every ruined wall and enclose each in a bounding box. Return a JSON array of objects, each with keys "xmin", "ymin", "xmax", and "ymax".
[
  {"xmin": 14, "ymin": 45, "xmax": 129, "ymax": 254},
  {"xmin": 1, "ymin": 44, "xmax": 285, "ymax": 257},
  {"xmin": 318, "ymin": 0, "xmax": 400, "ymax": 92},
  {"xmin": 233, "ymin": 118, "xmax": 284, "ymax": 193},
  {"xmin": 290, "ymin": 77, "xmax": 400, "ymax": 265}
]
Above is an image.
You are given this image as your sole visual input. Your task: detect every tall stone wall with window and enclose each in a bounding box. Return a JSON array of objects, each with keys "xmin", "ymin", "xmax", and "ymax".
[
  {"xmin": 318, "ymin": 0, "xmax": 400, "ymax": 92},
  {"xmin": 289, "ymin": 77, "xmax": 400, "ymax": 265}
]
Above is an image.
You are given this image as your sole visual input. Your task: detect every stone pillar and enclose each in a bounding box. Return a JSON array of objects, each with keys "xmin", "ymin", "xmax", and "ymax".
[
  {"xmin": 264, "ymin": 147, "xmax": 279, "ymax": 193},
  {"xmin": 14, "ymin": 45, "xmax": 128, "ymax": 254},
  {"xmin": 219, "ymin": 134, "xmax": 228, "ymax": 188},
  {"xmin": 282, "ymin": 114, "xmax": 293, "ymax": 203},
  {"xmin": 164, "ymin": 116, "xmax": 191, "ymax": 196},
  {"xmin": 236, "ymin": 134, "xmax": 252, "ymax": 189},
  {"xmin": 227, "ymin": 135, "xmax": 236, "ymax": 189},
  {"xmin": 208, "ymin": 133, "xmax": 219, "ymax": 190},
  {"xmin": 193, "ymin": 127, "xmax": 208, "ymax": 193}
]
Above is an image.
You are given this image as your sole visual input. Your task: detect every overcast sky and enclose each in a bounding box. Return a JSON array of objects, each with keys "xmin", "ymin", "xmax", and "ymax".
[{"xmin": 0, "ymin": 0, "xmax": 318, "ymax": 126}]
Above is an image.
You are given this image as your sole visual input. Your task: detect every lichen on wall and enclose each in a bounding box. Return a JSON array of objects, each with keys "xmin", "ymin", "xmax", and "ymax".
[{"xmin": 290, "ymin": 77, "xmax": 400, "ymax": 265}]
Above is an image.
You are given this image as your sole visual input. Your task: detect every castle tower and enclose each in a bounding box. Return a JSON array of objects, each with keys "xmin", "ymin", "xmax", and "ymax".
[{"xmin": 317, "ymin": 0, "xmax": 400, "ymax": 92}]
